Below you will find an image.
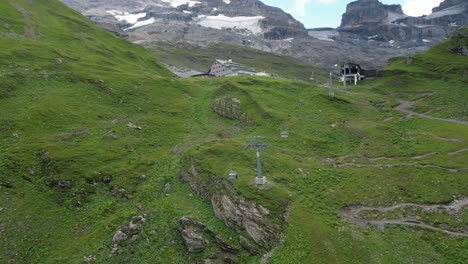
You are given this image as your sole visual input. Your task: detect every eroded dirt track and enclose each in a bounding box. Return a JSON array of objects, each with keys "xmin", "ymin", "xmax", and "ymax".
[
  {"xmin": 340, "ymin": 198, "xmax": 468, "ymax": 237},
  {"xmin": 394, "ymin": 94, "xmax": 468, "ymax": 125}
]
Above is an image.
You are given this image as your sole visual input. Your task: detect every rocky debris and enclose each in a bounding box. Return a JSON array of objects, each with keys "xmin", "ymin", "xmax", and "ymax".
[
  {"xmin": 53, "ymin": 58, "xmax": 63, "ymax": 65},
  {"xmin": 83, "ymin": 255, "xmax": 95, "ymax": 264},
  {"xmin": 111, "ymin": 215, "xmax": 146, "ymax": 254},
  {"xmin": 135, "ymin": 204, "xmax": 145, "ymax": 211},
  {"xmin": 164, "ymin": 182, "xmax": 171, "ymax": 194},
  {"xmin": 240, "ymin": 236, "xmax": 259, "ymax": 256},
  {"xmin": 181, "ymin": 162, "xmax": 286, "ymax": 250},
  {"xmin": 126, "ymin": 123, "xmax": 142, "ymax": 130},
  {"xmin": 177, "ymin": 216, "xmax": 240, "ymax": 255},
  {"xmin": 0, "ymin": 180, "xmax": 14, "ymax": 188},
  {"xmin": 46, "ymin": 179, "xmax": 73, "ymax": 192},
  {"xmin": 111, "ymin": 186, "xmax": 133, "ymax": 199},
  {"xmin": 180, "ymin": 227, "xmax": 206, "ymax": 253},
  {"xmin": 211, "ymin": 97, "xmax": 254, "ymax": 125},
  {"xmin": 452, "ymin": 45, "xmax": 468, "ymax": 56}
]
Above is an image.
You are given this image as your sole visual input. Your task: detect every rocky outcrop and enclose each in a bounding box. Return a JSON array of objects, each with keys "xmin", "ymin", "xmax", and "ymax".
[
  {"xmin": 211, "ymin": 97, "xmax": 254, "ymax": 125},
  {"xmin": 177, "ymin": 216, "xmax": 240, "ymax": 256},
  {"xmin": 340, "ymin": 0, "xmax": 405, "ymax": 28},
  {"xmin": 180, "ymin": 227, "xmax": 206, "ymax": 253},
  {"xmin": 335, "ymin": 0, "xmax": 467, "ymax": 48},
  {"xmin": 181, "ymin": 161, "xmax": 286, "ymax": 250},
  {"xmin": 111, "ymin": 215, "xmax": 146, "ymax": 254}
]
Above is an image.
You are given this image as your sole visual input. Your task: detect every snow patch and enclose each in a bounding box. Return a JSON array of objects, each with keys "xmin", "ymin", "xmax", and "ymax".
[
  {"xmin": 388, "ymin": 40, "xmax": 396, "ymax": 46},
  {"xmin": 367, "ymin": 35, "xmax": 378, "ymax": 40},
  {"xmin": 422, "ymin": 39, "xmax": 432, "ymax": 43},
  {"xmin": 283, "ymin": 38, "xmax": 294, "ymax": 42},
  {"xmin": 196, "ymin": 14, "xmax": 264, "ymax": 34},
  {"xmin": 125, "ymin": 18, "xmax": 156, "ymax": 30},
  {"xmin": 107, "ymin": 10, "xmax": 146, "ymax": 24},
  {"xmin": 223, "ymin": 0, "xmax": 231, "ymax": 4},
  {"xmin": 183, "ymin": 10, "xmax": 192, "ymax": 14},
  {"xmin": 449, "ymin": 22, "xmax": 458, "ymax": 27},
  {"xmin": 161, "ymin": 0, "xmax": 201, "ymax": 8}
]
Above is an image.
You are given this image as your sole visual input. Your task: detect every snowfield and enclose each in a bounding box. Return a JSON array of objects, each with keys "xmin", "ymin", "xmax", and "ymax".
[
  {"xmin": 107, "ymin": 10, "xmax": 156, "ymax": 31},
  {"xmin": 125, "ymin": 18, "xmax": 156, "ymax": 30},
  {"xmin": 196, "ymin": 14, "xmax": 265, "ymax": 34},
  {"xmin": 107, "ymin": 10, "xmax": 146, "ymax": 24},
  {"xmin": 161, "ymin": 0, "xmax": 201, "ymax": 8}
]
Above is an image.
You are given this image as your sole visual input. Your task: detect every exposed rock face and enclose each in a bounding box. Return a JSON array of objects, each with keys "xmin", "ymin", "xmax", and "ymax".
[
  {"xmin": 211, "ymin": 97, "xmax": 253, "ymax": 125},
  {"xmin": 181, "ymin": 161, "xmax": 285, "ymax": 250},
  {"xmin": 239, "ymin": 236, "xmax": 259, "ymax": 256},
  {"xmin": 338, "ymin": 0, "xmax": 467, "ymax": 43},
  {"xmin": 180, "ymin": 227, "xmax": 206, "ymax": 253},
  {"xmin": 340, "ymin": 0, "xmax": 405, "ymax": 28},
  {"xmin": 177, "ymin": 216, "xmax": 240, "ymax": 255},
  {"xmin": 111, "ymin": 215, "xmax": 146, "ymax": 254}
]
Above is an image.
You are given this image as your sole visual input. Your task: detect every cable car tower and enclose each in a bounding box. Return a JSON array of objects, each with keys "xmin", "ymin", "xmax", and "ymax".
[{"xmin": 247, "ymin": 137, "xmax": 269, "ymax": 185}]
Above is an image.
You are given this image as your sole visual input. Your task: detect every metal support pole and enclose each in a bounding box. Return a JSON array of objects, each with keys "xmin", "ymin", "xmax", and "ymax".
[
  {"xmin": 328, "ymin": 71, "xmax": 334, "ymax": 97},
  {"xmin": 256, "ymin": 147, "xmax": 262, "ymax": 179}
]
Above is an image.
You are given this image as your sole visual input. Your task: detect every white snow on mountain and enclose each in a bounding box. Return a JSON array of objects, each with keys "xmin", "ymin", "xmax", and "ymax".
[
  {"xmin": 107, "ymin": 10, "xmax": 146, "ymax": 24},
  {"xmin": 161, "ymin": 0, "xmax": 201, "ymax": 8},
  {"xmin": 196, "ymin": 14, "xmax": 265, "ymax": 34},
  {"xmin": 223, "ymin": 0, "xmax": 231, "ymax": 4},
  {"xmin": 125, "ymin": 18, "xmax": 156, "ymax": 30}
]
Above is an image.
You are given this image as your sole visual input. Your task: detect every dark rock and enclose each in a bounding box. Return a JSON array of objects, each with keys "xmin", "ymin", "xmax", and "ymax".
[
  {"xmin": 211, "ymin": 97, "xmax": 254, "ymax": 125},
  {"xmin": 240, "ymin": 236, "xmax": 260, "ymax": 256},
  {"xmin": 46, "ymin": 179, "xmax": 73, "ymax": 192},
  {"xmin": 181, "ymin": 163, "xmax": 285, "ymax": 249},
  {"xmin": 0, "ymin": 180, "xmax": 14, "ymax": 188},
  {"xmin": 111, "ymin": 230, "xmax": 127, "ymax": 248},
  {"xmin": 164, "ymin": 182, "xmax": 171, "ymax": 193},
  {"xmin": 180, "ymin": 227, "xmax": 206, "ymax": 253},
  {"xmin": 111, "ymin": 215, "xmax": 146, "ymax": 254}
]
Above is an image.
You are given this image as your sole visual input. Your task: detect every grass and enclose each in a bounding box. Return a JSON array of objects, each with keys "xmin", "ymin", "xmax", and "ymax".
[{"xmin": 0, "ymin": 1, "xmax": 467, "ymax": 263}]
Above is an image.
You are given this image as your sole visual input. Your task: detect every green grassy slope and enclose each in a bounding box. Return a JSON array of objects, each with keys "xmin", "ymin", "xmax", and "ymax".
[
  {"xmin": 1, "ymin": 1, "xmax": 467, "ymax": 263},
  {"xmin": 372, "ymin": 27, "xmax": 468, "ymax": 121},
  {"xmin": 147, "ymin": 42, "xmax": 328, "ymax": 83}
]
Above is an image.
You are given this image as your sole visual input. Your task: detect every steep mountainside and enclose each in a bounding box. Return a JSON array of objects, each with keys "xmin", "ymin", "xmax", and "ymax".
[
  {"xmin": 1, "ymin": 0, "xmax": 468, "ymax": 263},
  {"xmin": 60, "ymin": 0, "xmax": 465, "ymax": 70},
  {"xmin": 335, "ymin": 0, "xmax": 467, "ymax": 43}
]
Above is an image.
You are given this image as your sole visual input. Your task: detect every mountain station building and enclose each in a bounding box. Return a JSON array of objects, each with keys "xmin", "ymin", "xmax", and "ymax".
[{"xmin": 209, "ymin": 59, "xmax": 258, "ymax": 77}]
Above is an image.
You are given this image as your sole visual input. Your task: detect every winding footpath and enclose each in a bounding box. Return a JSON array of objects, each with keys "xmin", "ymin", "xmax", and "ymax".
[
  {"xmin": 394, "ymin": 96, "xmax": 468, "ymax": 126},
  {"xmin": 340, "ymin": 198, "xmax": 468, "ymax": 237}
]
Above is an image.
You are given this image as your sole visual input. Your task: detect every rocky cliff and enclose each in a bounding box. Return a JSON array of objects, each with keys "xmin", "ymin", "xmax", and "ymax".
[
  {"xmin": 340, "ymin": 0, "xmax": 406, "ymax": 28},
  {"xmin": 61, "ymin": 0, "xmax": 467, "ymax": 72},
  {"xmin": 336, "ymin": 0, "xmax": 467, "ymax": 43}
]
